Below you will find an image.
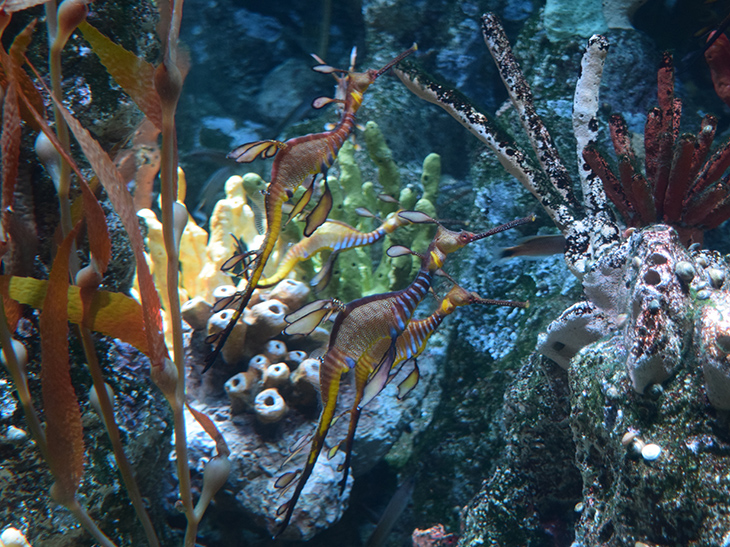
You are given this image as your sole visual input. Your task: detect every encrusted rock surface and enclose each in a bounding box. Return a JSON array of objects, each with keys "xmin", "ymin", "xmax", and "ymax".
[
  {"xmin": 183, "ymin": 346, "xmax": 443, "ymax": 541},
  {"xmin": 461, "ymin": 225, "xmax": 730, "ymax": 546}
]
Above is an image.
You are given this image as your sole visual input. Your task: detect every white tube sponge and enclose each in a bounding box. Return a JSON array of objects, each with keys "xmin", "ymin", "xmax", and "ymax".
[
  {"xmin": 254, "ymin": 388, "xmax": 287, "ymax": 424},
  {"xmin": 263, "ymin": 340, "xmax": 287, "ymax": 363},
  {"xmin": 224, "ymin": 371, "xmax": 260, "ymax": 414},
  {"xmin": 290, "ymin": 358, "xmax": 321, "ymax": 407},
  {"xmin": 0, "ymin": 527, "xmax": 32, "ymax": 547},
  {"xmin": 244, "ymin": 299, "xmax": 289, "ymax": 340},
  {"xmin": 269, "ymin": 279, "xmax": 310, "ymax": 310},
  {"xmin": 208, "ymin": 309, "xmax": 247, "ymax": 365},
  {"xmin": 263, "ymin": 363, "xmax": 290, "ymax": 390},
  {"xmin": 180, "ymin": 296, "xmax": 212, "ymax": 331}
]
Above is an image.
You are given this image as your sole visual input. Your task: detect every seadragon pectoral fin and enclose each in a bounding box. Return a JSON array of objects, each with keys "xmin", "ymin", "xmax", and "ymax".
[
  {"xmin": 228, "ymin": 139, "xmax": 286, "ymax": 163},
  {"xmin": 312, "ymin": 96, "xmax": 344, "ymax": 109},
  {"xmin": 283, "ymin": 309, "xmax": 331, "ymax": 336},
  {"xmin": 211, "ymin": 293, "xmax": 243, "ymax": 314},
  {"xmin": 304, "ymin": 179, "xmax": 333, "ymax": 236},
  {"xmin": 397, "ymin": 361, "xmax": 420, "ymax": 399},
  {"xmin": 286, "ymin": 176, "xmax": 314, "ymax": 225},
  {"xmin": 274, "ymin": 470, "xmax": 300, "ymax": 492},
  {"xmin": 360, "ymin": 341, "xmax": 398, "ymax": 410},
  {"xmin": 310, "ymin": 251, "xmax": 339, "ymax": 291},
  {"xmin": 327, "ymin": 441, "xmax": 342, "ymax": 460},
  {"xmin": 283, "ymin": 299, "xmax": 341, "ymax": 336},
  {"xmin": 397, "ymin": 210, "xmax": 436, "ymax": 224},
  {"xmin": 220, "ymin": 234, "xmax": 258, "ymax": 279}
]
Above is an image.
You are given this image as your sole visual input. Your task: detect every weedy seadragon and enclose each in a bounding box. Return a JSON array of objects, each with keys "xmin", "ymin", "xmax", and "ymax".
[
  {"xmin": 204, "ymin": 45, "xmax": 417, "ymax": 371},
  {"xmin": 274, "ymin": 211, "xmax": 534, "ymax": 534},
  {"xmin": 257, "ymin": 208, "xmax": 412, "ymax": 290}
]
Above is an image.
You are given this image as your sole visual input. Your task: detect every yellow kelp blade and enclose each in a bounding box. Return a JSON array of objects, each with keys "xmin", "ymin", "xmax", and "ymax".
[
  {"xmin": 4, "ymin": 275, "xmax": 149, "ymax": 355},
  {"xmin": 77, "ymin": 21, "xmax": 162, "ymax": 131}
]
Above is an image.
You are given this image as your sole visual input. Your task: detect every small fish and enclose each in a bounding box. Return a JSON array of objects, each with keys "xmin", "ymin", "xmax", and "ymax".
[
  {"xmin": 365, "ymin": 477, "xmax": 416, "ymax": 547},
  {"xmin": 499, "ymin": 234, "xmax": 566, "ymax": 259}
]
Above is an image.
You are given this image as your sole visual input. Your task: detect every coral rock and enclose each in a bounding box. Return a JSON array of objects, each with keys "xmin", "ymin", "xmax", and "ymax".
[
  {"xmin": 624, "ymin": 227, "xmax": 692, "ymax": 393},
  {"xmin": 536, "ymin": 301, "xmax": 614, "ymax": 369},
  {"xmin": 696, "ymin": 291, "xmax": 730, "ymax": 410}
]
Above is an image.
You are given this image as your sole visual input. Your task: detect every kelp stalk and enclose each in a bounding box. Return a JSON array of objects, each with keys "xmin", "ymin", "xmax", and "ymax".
[
  {"xmin": 79, "ymin": 327, "xmax": 160, "ymax": 547},
  {"xmin": 46, "ymin": 0, "xmax": 88, "ymax": 241},
  {"xmin": 0, "ymin": 299, "xmax": 48, "ymax": 460},
  {"xmin": 155, "ymin": 0, "xmax": 215, "ymax": 544},
  {"xmin": 22, "ymin": 49, "xmax": 160, "ymax": 544}
]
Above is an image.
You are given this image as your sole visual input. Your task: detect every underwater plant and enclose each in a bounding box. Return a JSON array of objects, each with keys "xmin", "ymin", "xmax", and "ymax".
[{"xmin": 0, "ymin": 1, "xmax": 230, "ymax": 545}]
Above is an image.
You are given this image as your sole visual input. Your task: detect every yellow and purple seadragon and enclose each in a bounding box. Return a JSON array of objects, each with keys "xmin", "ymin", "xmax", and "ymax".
[
  {"xmin": 204, "ymin": 45, "xmax": 417, "ymax": 371},
  {"xmin": 257, "ymin": 209, "xmax": 411, "ymax": 289},
  {"xmin": 274, "ymin": 211, "xmax": 533, "ymax": 534},
  {"xmin": 334, "ymin": 282, "xmax": 528, "ymax": 494}
]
